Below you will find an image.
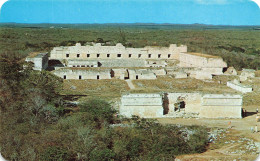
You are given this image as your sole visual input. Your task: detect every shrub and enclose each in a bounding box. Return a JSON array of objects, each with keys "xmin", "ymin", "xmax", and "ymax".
[
  {"xmin": 40, "ymin": 146, "xmax": 71, "ymax": 161},
  {"xmin": 80, "ymin": 99, "xmax": 117, "ymax": 126}
]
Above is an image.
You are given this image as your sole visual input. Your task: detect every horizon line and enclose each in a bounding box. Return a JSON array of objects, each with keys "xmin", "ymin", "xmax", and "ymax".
[{"xmin": 1, "ymin": 22, "xmax": 260, "ymax": 27}]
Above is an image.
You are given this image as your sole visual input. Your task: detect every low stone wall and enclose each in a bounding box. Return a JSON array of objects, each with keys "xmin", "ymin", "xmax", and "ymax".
[
  {"xmin": 200, "ymin": 94, "xmax": 242, "ymax": 118},
  {"xmin": 120, "ymin": 94, "xmax": 163, "ymax": 118},
  {"xmin": 227, "ymin": 81, "xmax": 253, "ymax": 93}
]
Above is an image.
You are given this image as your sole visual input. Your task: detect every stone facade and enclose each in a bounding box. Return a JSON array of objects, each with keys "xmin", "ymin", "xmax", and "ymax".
[
  {"xmin": 240, "ymin": 69, "xmax": 255, "ymax": 81},
  {"xmin": 120, "ymin": 94, "xmax": 164, "ymax": 118},
  {"xmin": 120, "ymin": 93, "xmax": 243, "ymax": 119},
  {"xmin": 50, "ymin": 43, "xmax": 187, "ymax": 61},
  {"xmin": 25, "ymin": 52, "xmax": 49, "ymax": 71},
  {"xmin": 227, "ymin": 81, "xmax": 253, "ymax": 93},
  {"xmin": 47, "ymin": 43, "xmax": 230, "ymax": 80}
]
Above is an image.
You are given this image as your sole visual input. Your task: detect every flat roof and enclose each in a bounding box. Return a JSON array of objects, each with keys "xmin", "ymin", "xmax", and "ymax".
[
  {"xmin": 27, "ymin": 52, "xmax": 48, "ymax": 58},
  {"xmin": 185, "ymin": 52, "xmax": 219, "ymax": 58}
]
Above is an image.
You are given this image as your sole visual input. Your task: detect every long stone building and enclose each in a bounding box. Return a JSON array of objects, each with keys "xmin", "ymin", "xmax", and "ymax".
[
  {"xmin": 120, "ymin": 93, "xmax": 242, "ymax": 119},
  {"xmin": 44, "ymin": 43, "xmax": 227, "ymax": 80}
]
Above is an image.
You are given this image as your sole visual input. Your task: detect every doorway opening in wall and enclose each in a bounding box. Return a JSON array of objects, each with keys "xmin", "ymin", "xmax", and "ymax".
[
  {"xmin": 180, "ymin": 101, "xmax": 185, "ymax": 109},
  {"xmin": 138, "ymin": 54, "xmax": 141, "ymax": 58},
  {"xmin": 66, "ymin": 54, "xmax": 69, "ymax": 58},
  {"xmin": 107, "ymin": 54, "xmax": 110, "ymax": 58},
  {"xmin": 129, "ymin": 54, "xmax": 132, "ymax": 58},
  {"xmin": 98, "ymin": 62, "xmax": 102, "ymax": 67},
  {"xmin": 163, "ymin": 93, "xmax": 169, "ymax": 115},
  {"xmin": 124, "ymin": 70, "xmax": 129, "ymax": 80},
  {"xmin": 63, "ymin": 75, "xmax": 66, "ymax": 79},
  {"xmin": 97, "ymin": 54, "xmax": 100, "ymax": 58},
  {"xmin": 117, "ymin": 54, "xmax": 121, "ymax": 58},
  {"xmin": 77, "ymin": 54, "xmax": 80, "ymax": 58},
  {"xmin": 168, "ymin": 54, "xmax": 171, "ymax": 58},
  {"xmin": 136, "ymin": 75, "xmax": 139, "ymax": 79},
  {"xmin": 97, "ymin": 75, "xmax": 100, "ymax": 80},
  {"xmin": 87, "ymin": 54, "xmax": 90, "ymax": 58},
  {"xmin": 148, "ymin": 54, "xmax": 151, "ymax": 58},
  {"xmin": 223, "ymin": 67, "xmax": 228, "ymax": 73},
  {"xmin": 158, "ymin": 54, "xmax": 161, "ymax": 58},
  {"xmin": 79, "ymin": 75, "xmax": 82, "ymax": 80}
]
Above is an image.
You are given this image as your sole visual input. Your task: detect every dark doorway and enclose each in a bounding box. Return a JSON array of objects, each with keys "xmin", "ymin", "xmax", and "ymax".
[
  {"xmin": 180, "ymin": 101, "xmax": 185, "ymax": 109},
  {"xmin": 110, "ymin": 70, "xmax": 115, "ymax": 78},
  {"xmin": 97, "ymin": 75, "xmax": 100, "ymax": 80},
  {"xmin": 79, "ymin": 75, "xmax": 82, "ymax": 80},
  {"xmin": 163, "ymin": 93, "xmax": 169, "ymax": 115},
  {"xmin": 124, "ymin": 70, "xmax": 129, "ymax": 80},
  {"xmin": 98, "ymin": 62, "xmax": 102, "ymax": 67},
  {"xmin": 63, "ymin": 75, "xmax": 67, "ymax": 79},
  {"xmin": 136, "ymin": 75, "xmax": 139, "ymax": 80}
]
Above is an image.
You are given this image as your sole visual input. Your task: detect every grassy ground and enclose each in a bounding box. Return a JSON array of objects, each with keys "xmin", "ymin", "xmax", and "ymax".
[
  {"xmin": 131, "ymin": 76, "xmax": 239, "ymax": 94},
  {"xmin": 61, "ymin": 79, "xmax": 130, "ymax": 100}
]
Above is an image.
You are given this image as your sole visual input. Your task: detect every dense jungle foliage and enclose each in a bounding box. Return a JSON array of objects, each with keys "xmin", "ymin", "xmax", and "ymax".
[{"xmin": 0, "ymin": 24, "xmax": 259, "ymax": 160}]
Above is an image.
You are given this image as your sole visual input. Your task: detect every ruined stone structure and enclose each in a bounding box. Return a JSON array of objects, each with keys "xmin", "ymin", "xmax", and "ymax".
[
  {"xmin": 120, "ymin": 93, "xmax": 242, "ymax": 119},
  {"xmin": 25, "ymin": 52, "xmax": 49, "ymax": 71},
  {"xmin": 25, "ymin": 43, "xmax": 250, "ymax": 119},
  {"xmin": 227, "ymin": 79, "xmax": 253, "ymax": 93},
  {"xmin": 120, "ymin": 94, "xmax": 163, "ymax": 118},
  {"xmin": 240, "ymin": 69, "xmax": 256, "ymax": 81},
  {"xmin": 47, "ymin": 43, "xmax": 228, "ymax": 80}
]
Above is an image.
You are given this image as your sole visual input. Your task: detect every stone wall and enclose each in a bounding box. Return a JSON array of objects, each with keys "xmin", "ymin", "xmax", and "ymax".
[
  {"xmin": 25, "ymin": 53, "xmax": 49, "ymax": 71},
  {"xmin": 240, "ymin": 69, "xmax": 255, "ymax": 81},
  {"xmin": 179, "ymin": 52, "xmax": 227, "ymax": 68},
  {"xmin": 167, "ymin": 93, "xmax": 201, "ymax": 114},
  {"xmin": 200, "ymin": 94, "xmax": 242, "ymax": 118},
  {"xmin": 179, "ymin": 52, "xmax": 227, "ymax": 79},
  {"xmin": 120, "ymin": 92, "xmax": 243, "ymax": 119},
  {"xmin": 53, "ymin": 68, "xmax": 111, "ymax": 80},
  {"xmin": 227, "ymin": 81, "xmax": 253, "ymax": 93},
  {"xmin": 120, "ymin": 94, "xmax": 163, "ymax": 118},
  {"xmin": 50, "ymin": 43, "xmax": 187, "ymax": 61}
]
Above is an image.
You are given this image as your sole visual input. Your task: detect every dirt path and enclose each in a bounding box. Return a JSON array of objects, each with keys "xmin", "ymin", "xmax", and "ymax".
[{"xmin": 157, "ymin": 113, "xmax": 260, "ymax": 160}]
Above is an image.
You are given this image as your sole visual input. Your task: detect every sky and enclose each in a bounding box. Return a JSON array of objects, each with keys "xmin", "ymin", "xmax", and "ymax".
[{"xmin": 0, "ymin": 0, "xmax": 259, "ymax": 25}]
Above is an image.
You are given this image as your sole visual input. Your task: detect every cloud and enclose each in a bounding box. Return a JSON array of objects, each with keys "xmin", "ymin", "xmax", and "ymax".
[
  {"xmin": 0, "ymin": 0, "xmax": 8, "ymax": 11},
  {"xmin": 251, "ymin": 0, "xmax": 260, "ymax": 8}
]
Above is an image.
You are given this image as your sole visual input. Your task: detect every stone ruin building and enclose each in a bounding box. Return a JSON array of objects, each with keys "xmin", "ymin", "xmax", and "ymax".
[
  {"xmin": 25, "ymin": 42, "xmax": 253, "ymax": 119},
  {"xmin": 120, "ymin": 93, "xmax": 243, "ymax": 119}
]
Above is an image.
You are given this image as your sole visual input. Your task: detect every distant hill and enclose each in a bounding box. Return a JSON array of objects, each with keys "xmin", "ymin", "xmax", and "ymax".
[{"xmin": 0, "ymin": 23, "xmax": 260, "ymax": 30}]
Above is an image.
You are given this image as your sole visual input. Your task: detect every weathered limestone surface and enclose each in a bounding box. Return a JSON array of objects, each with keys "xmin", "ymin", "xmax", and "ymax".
[
  {"xmin": 120, "ymin": 93, "xmax": 243, "ymax": 119},
  {"xmin": 200, "ymin": 94, "xmax": 242, "ymax": 118},
  {"xmin": 167, "ymin": 93, "xmax": 201, "ymax": 114},
  {"xmin": 128, "ymin": 69, "xmax": 157, "ymax": 80},
  {"xmin": 25, "ymin": 53, "xmax": 48, "ymax": 71},
  {"xmin": 67, "ymin": 60, "xmax": 98, "ymax": 67},
  {"xmin": 179, "ymin": 52, "xmax": 227, "ymax": 68},
  {"xmin": 224, "ymin": 67, "xmax": 237, "ymax": 75},
  {"xmin": 227, "ymin": 81, "xmax": 253, "ymax": 93},
  {"xmin": 179, "ymin": 52, "xmax": 227, "ymax": 79},
  {"xmin": 53, "ymin": 68, "xmax": 111, "ymax": 80},
  {"xmin": 240, "ymin": 69, "xmax": 255, "ymax": 81},
  {"xmin": 120, "ymin": 94, "xmax": 163, "ymax": 118},
  {"xmin": 50, "ymin": 43, "xmax": 187, "ymax": 60}
]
